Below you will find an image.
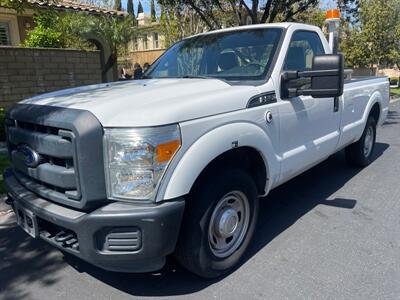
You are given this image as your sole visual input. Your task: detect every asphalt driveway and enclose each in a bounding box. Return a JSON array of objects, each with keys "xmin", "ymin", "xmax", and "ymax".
[{"xmin": 1, "ymin": 101, "xmax": 399, "ymax": 300}]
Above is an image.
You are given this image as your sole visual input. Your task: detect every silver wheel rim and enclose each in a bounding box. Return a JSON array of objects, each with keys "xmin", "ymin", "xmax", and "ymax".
[
  {"xmin": 208, "ymin": 191, "xmax": 250, "ymax": 258},
  {"xmin": 364, "ymin": 126, "xmax": 374, "ymax": 157}
]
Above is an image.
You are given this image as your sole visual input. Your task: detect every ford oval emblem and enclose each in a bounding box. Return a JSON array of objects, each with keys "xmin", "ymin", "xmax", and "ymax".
[{"xmin": 17, "ymin": 144, "xmax": 41, "ymax": 168}]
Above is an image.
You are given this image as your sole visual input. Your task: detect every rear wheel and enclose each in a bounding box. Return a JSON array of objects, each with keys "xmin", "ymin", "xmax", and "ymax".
[
  {"xmin": 345, "ymin": 116, "xmax": 377, "ymax": 167},
  {"xmin": 175, "ymin": 168, "xmax": 259, "ymax": 278}
]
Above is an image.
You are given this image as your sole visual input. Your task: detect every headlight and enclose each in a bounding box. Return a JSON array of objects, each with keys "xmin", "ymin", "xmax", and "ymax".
[{"xmin": 103, "ymin": 124, "xmax": 181, "ymax": 201}]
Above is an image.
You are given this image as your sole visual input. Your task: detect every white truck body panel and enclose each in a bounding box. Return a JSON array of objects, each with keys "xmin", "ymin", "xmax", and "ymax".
[{"xmin": 18, "ymin": 23, "xmax": 390, "ymax": 203}]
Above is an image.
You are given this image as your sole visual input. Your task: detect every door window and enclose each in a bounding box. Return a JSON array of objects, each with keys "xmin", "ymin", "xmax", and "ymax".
[{"xmin": 283, "ymin": 31, "xmax": 325, "ymax": 89}]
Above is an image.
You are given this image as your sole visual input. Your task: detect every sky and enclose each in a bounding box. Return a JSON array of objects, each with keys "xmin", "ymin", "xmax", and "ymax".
[{"xmin": 121, "ymin": 0, "xmax": 151, "ymax": 14}]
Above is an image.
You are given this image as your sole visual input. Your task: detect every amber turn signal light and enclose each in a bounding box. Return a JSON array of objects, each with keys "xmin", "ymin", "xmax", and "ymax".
[{"xmin": 156, "ymin": 140, "xmax": 181, "ymax": 163}]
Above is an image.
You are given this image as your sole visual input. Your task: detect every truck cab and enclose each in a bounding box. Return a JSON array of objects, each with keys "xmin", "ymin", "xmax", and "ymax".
[{"xmin": 4, "ymin": 23, "xmax": 389, "ymax": 278}]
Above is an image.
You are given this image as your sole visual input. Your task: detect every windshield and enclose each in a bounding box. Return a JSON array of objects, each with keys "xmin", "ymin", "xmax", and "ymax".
[{"xmin": 145, "ymin": 28, "xmax": 283, "ymax": 81}]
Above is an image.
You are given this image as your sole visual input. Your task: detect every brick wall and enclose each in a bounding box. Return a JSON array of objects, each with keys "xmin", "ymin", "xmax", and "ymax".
[
  {"xmin": 0, "ymin": 47, "xmax": 102, "ymax": 108},
  {"xmin": 129, "ymin": 49, "xmax": 165, "ymax": 67}
]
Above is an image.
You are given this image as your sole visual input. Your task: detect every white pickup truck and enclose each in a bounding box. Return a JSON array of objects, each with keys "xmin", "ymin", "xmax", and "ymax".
[{"xmin": 5, "ymin": 23, "xmax": 389, "ymax": 278}]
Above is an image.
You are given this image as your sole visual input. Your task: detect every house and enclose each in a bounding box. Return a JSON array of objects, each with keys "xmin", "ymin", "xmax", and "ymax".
[
  {"xmin": 0, "ymin": 0, "xmax": 125, "ymax": 82},
  {"xmin": 128, "ymin": 12, "xmax": 166, "ymax": 67},
  {"xmin": 0, "ymin": 0, "xmax": 124, "ymax": 46}
]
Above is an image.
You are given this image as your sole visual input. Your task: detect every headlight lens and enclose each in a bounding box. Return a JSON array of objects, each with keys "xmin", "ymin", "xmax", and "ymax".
[{"xmin": 103, "ymin": 125, "xmax": 181, "ymax": 201}]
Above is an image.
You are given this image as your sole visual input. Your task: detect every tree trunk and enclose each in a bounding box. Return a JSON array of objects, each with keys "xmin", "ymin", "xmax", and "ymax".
[{"xmin": 102, "ymin": 52, "xmax": 117, "ymax": 77}]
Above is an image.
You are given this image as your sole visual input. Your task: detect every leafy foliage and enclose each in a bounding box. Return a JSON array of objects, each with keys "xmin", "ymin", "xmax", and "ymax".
[
  {"xmin": 340, "ymin": 0, "xmax": 400, "ymax": 68},
  {"xmin": 0, "ymin": 0, "xmax": 28, "ymax": 12},
  {"xmin": 158, "ymin": 0, "xmax": 319, "ymax": 30},
  {"xmin": 151, "ymin": 0, "xmax": 157, "ymax": 22},
  {"xmin": 23, "ymin": 11, "xmax": 95, "ymax": 49},
  {"xmin": 127, "ymin": 0, "xmax": 134, "ymax": 15},
  {"xmin": 337, "ymin": 0, "xmax": 360, "ymax": 23},
  {"xmin": 64, "ymin": 13, "xmax": 135, "ymax": 74},
  {"xmin": 159, "ymin": 4, "xmax": 206, "ymax": 47},
  {"xmin": 23, "ymin": 12, "xmax": 66, "ymax": 48}
]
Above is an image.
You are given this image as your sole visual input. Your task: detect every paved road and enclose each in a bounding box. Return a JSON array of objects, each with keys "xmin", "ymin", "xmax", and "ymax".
[{"xmin": 1, "ymin": 101, "xmax": 400, "ymax": 300}]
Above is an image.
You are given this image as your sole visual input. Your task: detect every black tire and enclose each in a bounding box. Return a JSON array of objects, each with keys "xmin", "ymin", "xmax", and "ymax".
[
  {"xmin": 175, "ymin": 167, "xmax": 259, "ymax": 278},
  {"xmin": 345, "ymin": 116, "xmax": 377, "ymax": 167}
]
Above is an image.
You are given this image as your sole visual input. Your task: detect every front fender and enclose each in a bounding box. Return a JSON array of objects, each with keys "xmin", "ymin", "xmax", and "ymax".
[{"xmin": 160, "ymin": 122, "xmax": 280, "ymax": 200}]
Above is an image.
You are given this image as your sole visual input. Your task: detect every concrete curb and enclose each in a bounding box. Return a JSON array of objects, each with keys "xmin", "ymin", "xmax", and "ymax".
[{"xmin": 390, "ymin": 96, "xmax": 400, "ymax": 103}]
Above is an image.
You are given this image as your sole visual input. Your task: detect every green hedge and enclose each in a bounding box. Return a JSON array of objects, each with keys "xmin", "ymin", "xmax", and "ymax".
[{"xmin": 390, "ymin": 77, "xmax": 399, "ymax": 86}]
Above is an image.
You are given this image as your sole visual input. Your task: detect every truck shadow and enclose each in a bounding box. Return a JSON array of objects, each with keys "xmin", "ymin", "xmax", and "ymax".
[
  {"xmin": 63, "ymin": 142, "xmax": 389, "ymax": 296},
  {"xmin": 0, "ymin": 215, "xmax": 65, "ymax": 300},
  {"xmin": 0, "ymin": 142, "xmax": 389, "ymax": 298}
]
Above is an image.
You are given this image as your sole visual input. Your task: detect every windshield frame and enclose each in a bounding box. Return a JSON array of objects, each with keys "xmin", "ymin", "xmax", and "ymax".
[{"xmin": 144, "ymin": 26, "xmax": 286, "ymax": 85}]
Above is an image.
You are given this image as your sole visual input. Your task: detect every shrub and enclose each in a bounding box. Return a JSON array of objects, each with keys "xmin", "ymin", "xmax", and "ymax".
[{"xmin": 389, "ymin": 77, "xmax": 399, "ymax": 86}]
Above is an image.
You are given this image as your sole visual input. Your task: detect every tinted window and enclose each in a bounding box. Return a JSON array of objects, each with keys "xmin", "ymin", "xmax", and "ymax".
[
  {"xmin": 283, "ymin": 31, "xmax": 325, "ymax": 71},
  {"xmin": 283, "ymin": 31, "xmax": 325, "ymax": 90},
  {"xmin": 146, "ymin": 28, "xmax": 283, "ymax": 81}
]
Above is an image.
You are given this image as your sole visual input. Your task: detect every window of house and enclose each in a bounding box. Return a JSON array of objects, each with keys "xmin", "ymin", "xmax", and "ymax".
[
  {"xmin": 132, "ymin": 37, "xmax": 138, "ymax": 51},
  {"xmin": 153, "ymin": 32, "xmax": 159, "ymax": 49},
  {"xmin": 0, "ymin": 22, "xmax": 11, "ymax": 46},
  {"xmin": 143, "ymin": 34, "xmax": 148, "ymax": 50}
]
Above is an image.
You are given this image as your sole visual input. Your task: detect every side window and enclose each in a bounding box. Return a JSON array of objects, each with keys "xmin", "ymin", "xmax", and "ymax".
[
  {"xmin": 284, "ymin": 31, "xmax": 325, "ymax": 71},
  {"xmin": 282, "ymin": 31, "xmax": 325, "ymax": 91}
]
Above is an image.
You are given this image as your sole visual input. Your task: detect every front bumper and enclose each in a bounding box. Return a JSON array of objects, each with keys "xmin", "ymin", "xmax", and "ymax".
[{"xmin": 4, "ymin": 169, "xmax": 185, "ymax": 273}]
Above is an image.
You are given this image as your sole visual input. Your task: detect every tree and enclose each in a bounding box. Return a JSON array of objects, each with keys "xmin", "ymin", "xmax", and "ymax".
[
  {"xmin": 289, "ymin": 6, "xmax": 325, "ymax": 27},
  {"xmin": 340, "ymin": 0, "xmax": 400, "ymax": 70},
  {"xmin": 127, "ymin": 0, "xmax": 134, "ymax": 15},
  {"xmin": 127, "ymin": 0, "xmax": 137, "ymax": 24},
  {"xmin": 151, "ymin": 0, "xmax": 157, "ymax": 22},
  {"xmin": 66, "ymin": 14, "xmax": 134, "ymax": 76},
  {"xmin": 23, "ymin": 13, "xmax": 64, "ymax": 48},
  {"xmin": 137, "ymin": 1, "xmax": 144, "ymax": 16},
  {"xmin": 114, "ymin": 0, "xmax": 122, "ymax": 11},
  {"xmin": 23, "ymin": 11, "xmax": 92, "ymax": 49},
  {"xmin": 0, "ymin": 0, "xmax": 28, "ymax": 12},
  {"xmin": 337, "ymin": 0, "xmax": 360, "ymax": 23},
  {"xmin": 158, "ymin": 0, "xmax": 319, "ymax": 30}
]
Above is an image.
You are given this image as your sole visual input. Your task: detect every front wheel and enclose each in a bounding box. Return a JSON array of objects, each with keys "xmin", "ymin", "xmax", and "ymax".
[
  {"xmin": 345, "ymin": 116, "xmax": 377, "ymax": 167},
  {"xmin": 175, "ymin": 168, "xmax": 259, "ymax": 278}
]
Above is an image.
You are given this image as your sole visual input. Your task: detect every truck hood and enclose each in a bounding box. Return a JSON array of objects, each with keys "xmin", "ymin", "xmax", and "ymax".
[{"xmin": 21, "ymin": 79, "xmax": 260, "ymax": 127}]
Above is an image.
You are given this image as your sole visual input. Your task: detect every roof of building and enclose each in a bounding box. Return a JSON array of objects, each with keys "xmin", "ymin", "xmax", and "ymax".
[{"xmin": 28, "ymin": 0, "xmax": 126, "ymax": 17}]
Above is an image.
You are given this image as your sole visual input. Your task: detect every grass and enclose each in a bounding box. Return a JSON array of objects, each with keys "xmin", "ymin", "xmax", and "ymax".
[
  {"xmin": 0, "ymin": 155, "xmax": 10, "ymax": 195},
  {"xmin": 390, "ymin": 87, "xmax": 400, "ymax": 97}
]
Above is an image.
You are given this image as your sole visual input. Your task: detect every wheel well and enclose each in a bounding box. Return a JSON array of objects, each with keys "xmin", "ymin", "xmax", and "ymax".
[
  {"xmin": 190, "ymin": 147, "xmax": 267, "ymax": 195},
  {"xmin": 369, "ymin": 102, "xmax": 380, "ymax": 123}
]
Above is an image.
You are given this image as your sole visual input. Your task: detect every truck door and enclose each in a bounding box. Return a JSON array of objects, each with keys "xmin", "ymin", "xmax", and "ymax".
[{"xmin": 278, "ymin": 30, "xmax": 341, "ymax": 181}]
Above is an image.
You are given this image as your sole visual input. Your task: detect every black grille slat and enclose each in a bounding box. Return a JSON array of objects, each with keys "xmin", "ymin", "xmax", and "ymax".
[
  {"xmin": 7, "ymin": 126, "xmax": 73, "ymax": 158},
  {"xmin": 11, "ymin": 154, "xmax": 76, "ymax": 190},
  {"xmin": 14, "ymin": 172, "xmax": 79, "ymax": 206}
]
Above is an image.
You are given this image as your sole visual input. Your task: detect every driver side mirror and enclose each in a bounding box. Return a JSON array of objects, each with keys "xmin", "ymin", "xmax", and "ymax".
[{"xmin": 281, "ymin": 54, "xmax": 344, "ymax": 99}]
